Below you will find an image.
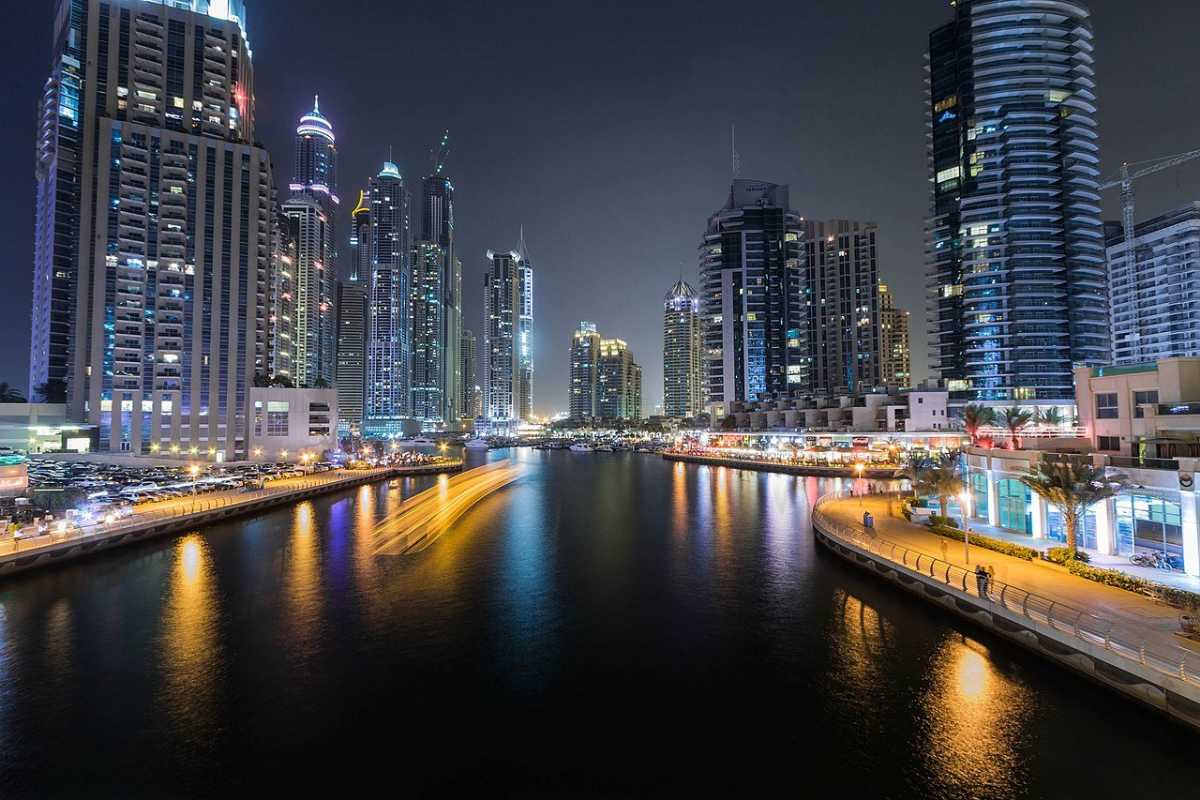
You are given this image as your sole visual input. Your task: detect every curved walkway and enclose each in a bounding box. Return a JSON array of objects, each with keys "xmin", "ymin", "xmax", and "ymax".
[{"xmin": 822, "ymin": 493, "xmax": 1191, "ymax": 648}]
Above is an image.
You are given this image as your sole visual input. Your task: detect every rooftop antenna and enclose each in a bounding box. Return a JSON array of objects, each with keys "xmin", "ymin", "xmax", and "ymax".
[
  {"xmin": 517, "ymin": 225, "xmax": 530, "ymax": 261},
  {"xmin": 731, "ymin": 123, "xmax": 741, "ymax": 179},
  {"xmin": 430, "ymin": 129, "xmax": 450, "ymax": 175},
  {"xmin": 313, "ymin": 94, "xmax": 320, "ymax": 112}
]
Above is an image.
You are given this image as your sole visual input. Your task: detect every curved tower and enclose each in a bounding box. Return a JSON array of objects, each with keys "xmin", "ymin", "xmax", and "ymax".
[{"xmin": 926, "ymin": 0, "xmax": 1106, "ymax": 402}]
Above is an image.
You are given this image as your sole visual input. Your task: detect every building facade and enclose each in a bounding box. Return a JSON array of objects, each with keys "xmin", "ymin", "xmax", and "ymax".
[
  {"xmin": 662, "ymin": 280, "xmax": 702, "ymax": 419},
  {"xmin": 598, "ymin": 338, "xmax": 642, "ymax": 420},
  {"xmin": 516, "ymin": 234, "xmax": 534, "ymax": 421},
  {"xmin": 459, "ymin": 328, "xmax": 478, "ymax": 420},
  {"xmin": 249, "ymin": 386, "xmax": 338, "ymax": 461},
  {"xmin": 268, "ymin": 203, "xmax": 297, "ymax": 383},
  {"xmin": 483, "ymin": 249, "xmax": 522, "ymax": 422},
  {"xmin": 335, "ymin": 278, "xmax": 367, "ymax": 436},
  {"xmin": 569, "ymin": 321, "xmax": 601, "ymax": 418},
  {"xmin": 699, "ymin": 180, "xmax": 804, "ymax": 415},
  {"xmin": 926, "ymin": 0, "xmax": 1107, "ymax": 402},
  {"xmin": 803, "ymin": 219, "xmax": 897, "ymax": 394},
  {"xmin": 879, "ymin": 283, "xmax": 911, "ymax": 388},
  {"xmin": 364, "ymin": 161, "xmax": 410, "ymax": 435},
  {"xmin": 1107, "ymin": 203, "xmax": 1200, "ymax": 365},
  {"xmin": 35, "ymin": 0, "xmax": 274, "ymax": 459},
  {"xmin": 283, "ymin": 97, "xmax": 338, "ymax": 388}
]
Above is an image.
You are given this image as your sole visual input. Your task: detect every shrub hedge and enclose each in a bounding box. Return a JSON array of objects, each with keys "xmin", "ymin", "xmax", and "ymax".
[
  {"xmin": 926, "ymin": 523, "xmax": 1039, "ymax": 561},
  {"xmin": 1064, "ymin": 559, "xmax": 1200, "ymax": 611},
  {"xmin": 1045, "ymin": 546, "xmax": 1090, "ymax": 565}
]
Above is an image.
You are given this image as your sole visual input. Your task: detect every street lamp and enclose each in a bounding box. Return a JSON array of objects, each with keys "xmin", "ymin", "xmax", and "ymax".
[
  {"xmin": 189, "ymin": 464, "xmax": 200, "ymax": 496},
  {"xmin": 959, "ymin": 489, "xmax": 972, "ymax": 562},
  {"xmin": 854, "ymin": 461, "xmax": 865, "ymax": 502}
]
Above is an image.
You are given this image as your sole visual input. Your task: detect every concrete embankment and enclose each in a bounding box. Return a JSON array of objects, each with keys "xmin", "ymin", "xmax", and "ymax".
[
  {"xmin": 812, "ymin": 496, "xmax": 1200, "ymax": 731},
  {"xmin": 662, "ymin": 450, "xmax": 901, "ymax": 478},
  {"xmin": 0, "ymin": 463, "xmax": 462, "ymax": 579}
]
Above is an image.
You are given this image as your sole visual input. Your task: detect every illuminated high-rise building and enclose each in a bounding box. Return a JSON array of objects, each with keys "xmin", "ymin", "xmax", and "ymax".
[
  {"xmin": 598, "ymin": 338, "xmax": 642, "ymax": 421},
  {"xmin": 569, "ymin": 321, "xmax": 601, "ymax": 418},
  {"xmin": 484, "ymin": 249, "xmax": 522, "ymax": 422},
  {"xmin": 926, "ymin": 0, "xmax": 1106, "ymax": 401},
  {"xmin": 34, "ymin": 0, "xmax": 271, "ymax": 458},
  {"xmin": 459, "ymin": 328, "xmax": 478, "ymax": 419},
  {"xmin": 334, "ymin": 190, "xmax": 370, "ymax": 435},
  {"xmin": 516, "ymin": 231, "xmax": 534, "ymax": 421},
  {"xmin": 699, "ymin": 180, "xmax": 804, "ymax": 414},
  {"xmin": 283, "ymin": 96, "xmax": 338, "ymax": 388},
  {"xmin": 269, "ymin": 201, "xmax": 298, "ymax": 383},
  {"xmin": 662, "ymin": 280, "xmax": 702, "ymax": 418},
  {"xmin": 879, "ymin": 283, "xmax": 911, "ymax": 388},
  {"xmin": 364, "ymin": 161, "xmax": 411, "ymax": 435}
]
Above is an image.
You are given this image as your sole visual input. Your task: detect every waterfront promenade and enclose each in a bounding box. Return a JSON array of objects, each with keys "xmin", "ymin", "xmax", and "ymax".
[
  {"xmin": 662, "ymin": 450, "xmax": 901, "ymax": 478},
  {"xmin": 814, "ymin": 493, "xmax": 1200, "ymax": 728},
  {"xmin": 0, "ymin": 461, "xmax": 462, "ymax": 577}
]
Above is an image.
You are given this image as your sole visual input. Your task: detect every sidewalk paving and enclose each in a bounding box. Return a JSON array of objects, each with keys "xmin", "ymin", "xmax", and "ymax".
[{"xmin": 824, "ymin": 494, "xmax": 1192, "ymax": 640}]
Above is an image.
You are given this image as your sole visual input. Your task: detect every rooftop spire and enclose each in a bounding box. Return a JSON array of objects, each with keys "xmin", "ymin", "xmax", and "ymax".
[
  {"xmin": 517, "ymin": 225, "xmax": 530, "ymax": 261},
  {"xmin": 313, "ymin": 94, "xmax": 320, "ymax": 113}
]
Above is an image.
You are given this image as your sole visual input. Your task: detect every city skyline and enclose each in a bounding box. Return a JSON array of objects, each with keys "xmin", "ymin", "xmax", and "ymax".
[{"xmin": 5, "ymin": 1, "xmax": 1200, "ymax": 417}]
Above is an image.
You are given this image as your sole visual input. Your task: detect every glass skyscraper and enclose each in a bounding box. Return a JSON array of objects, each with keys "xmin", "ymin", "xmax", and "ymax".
[
  {"xmin": 334, "ymin": 190, "xmax": 370, "ymax": 435},
  {"xmin": 483, "ymin": 248, "xmax": 527, "ymax": 423},
  {"xmin": 34, "ymin": 0, "xmax": 272, "ymax": 458},
  {"xmin": 410, "ymin": 172, "xmax": 462, "ymax": 426},
  {"xmin": 364, "ymin": 161, "xmax": 410, "ymax": 433},
  {"xmin": 699, "ymin": 180, "xmax": 804, "ymax": 414},
  {"xmin": 569, "ymin": 321, "xmax": 601, "ymax": 418},
  {"xmin": 283, "ymin": 97, "xmax": 338, "ymax": 388},
  {"xmin": 926, "ymin": 0, "xmax": 1107, "ymax": 402},
  {"xmin": 662, "ymin": 281, "xmax": 702, "ymax": 419}
]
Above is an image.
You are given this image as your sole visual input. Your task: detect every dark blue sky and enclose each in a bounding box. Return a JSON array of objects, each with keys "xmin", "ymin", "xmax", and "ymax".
[{"xmin": 3, "ymin": 0, "xmax": 1199, "ymax": 413}]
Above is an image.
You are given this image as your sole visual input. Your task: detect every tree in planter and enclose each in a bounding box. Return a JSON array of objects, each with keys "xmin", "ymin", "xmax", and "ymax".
[
  {"xmin": 996, "ymin": 405, "xmax": 1033, "ymax": 449},
  {"xmin": 1018, "ymin": 460, "xmax": 1126, "ymax": 556},
  {"xmin": 916, "ymin": 453, "xmax": 964, "ymax": 521},
  {"xmin": 961, "ymin": 403, "xmax": 995, "ymax": 447}
]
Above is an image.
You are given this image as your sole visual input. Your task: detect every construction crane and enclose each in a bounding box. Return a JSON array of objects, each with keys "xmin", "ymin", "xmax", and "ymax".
[
  {"xmin": 430, "ymin": 129, "xmax": 450, "ymax": 176},
  {"xmin": 1100, "ymin": 148, "xmax": 1200, "ymax": 254},
  {"xmin": 1099, "ymin": 149, "xmax": 1200, "ymax": 361}
]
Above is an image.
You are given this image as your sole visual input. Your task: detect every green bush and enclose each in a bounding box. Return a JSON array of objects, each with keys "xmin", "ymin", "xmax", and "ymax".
[
  {"xmin": 926, "ymin": 523, "xmax": 1038, "ymax": 561},
  {"xmin": 1046, "ymin": 546, "xmax": 1090, "ymax": 565},
  {"xmin": 928, "ymin": 514, "xmax": 956, "ymax": 528},
  {"xmin": 1065, "ymin": 559, "xmax": 1200, "ymax": 610}
]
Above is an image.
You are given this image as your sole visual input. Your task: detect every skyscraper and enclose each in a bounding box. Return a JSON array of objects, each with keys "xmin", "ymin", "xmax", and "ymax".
[
  {"xmin": 483, "ymin": 249, "xmax": 522, "ymax": 422},
  {"xmin": 364, "ymin": 161, "xmax": 410, "ymax": 434},
  {"xmin": 1107, "ymin": 204, "xmax": 1200, "ymax": 364},
  {"xmin": 598, "ymin": 338, "xmax": 642, "ymax": 420},
  {"xmin": 879, "ymin": 283, "xmax": 911, "ymax": 388},
  {"xmin": 699, "ymin": 180, "xmax": 804, "ymax": 414},
  {"xmin": 662, "ymin": 281, "xmax": 702, "ymax": 419},
  {"xmin": 569, "ymin": 321, "xmax": 601, "ymax": 418},
  {"xmin": 459, "ymin": 328, "xmax": 477, "ymax": 420},
  {"xmin": 269, "ymin": 202, "xmax": 298, "ymax": 384},
  {"xmin": 926, "ymin": 0, "xmax": 1107, "ymax": 401},
  {"xmin": 802, "ymin": 219, "xmax": 897, "ymax": 394},
  {"xmin": 516, "ymin": 232, "xmax": 535, "ymax": 421},
  {"xmin": 34, "ymin": 0, "xmax": 271, "ymax": 458},
  {"xmin": 283, "ymin": 97, "xmax": 338, "ymax": 388},
  {"xmin": 334, "ymin": 191, "xmax": 369, "ymax": 435},
  {"xmin": 410, "ymin": 168, "xmax": 462, "ymax": 427}
]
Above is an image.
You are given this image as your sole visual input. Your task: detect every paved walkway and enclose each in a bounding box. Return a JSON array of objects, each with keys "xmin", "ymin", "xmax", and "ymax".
[
  {"xmin": 928, "ymin": 501, "xmax": 1200, "ymax": 593},
  {"xmin": 824, "ymin": 494, "xmax": 1191, "ymax": 640}
]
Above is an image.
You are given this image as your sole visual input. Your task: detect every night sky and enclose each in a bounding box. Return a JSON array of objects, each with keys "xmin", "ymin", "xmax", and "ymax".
[{"xmin": 3, "ymin": 0, "xmax": 1199, "ymax": 414}]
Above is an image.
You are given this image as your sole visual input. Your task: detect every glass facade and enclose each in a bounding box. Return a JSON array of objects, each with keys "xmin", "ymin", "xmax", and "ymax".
[
  {"xmin": 996, "ymin": 478, "xmax": 1031, "ymax": 534},
  {"xmin": 1114, "ymin": 494, "xmax": 1182, "ymax": 557}
]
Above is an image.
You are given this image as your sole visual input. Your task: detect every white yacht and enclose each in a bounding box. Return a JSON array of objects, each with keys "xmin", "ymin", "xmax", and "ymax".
[
  {"xmin": 568, "ymin": 442, "xmax": 595, "ymax": 452},
  {"xmin": 464, "ymin": 438, "xmax": 490, "ymax": 450}
]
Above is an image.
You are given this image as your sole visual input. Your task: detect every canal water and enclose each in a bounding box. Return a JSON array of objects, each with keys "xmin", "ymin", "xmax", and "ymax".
[{"xmin": 0, "ymin": 450, "xmax": 1195, "ymax": 796}]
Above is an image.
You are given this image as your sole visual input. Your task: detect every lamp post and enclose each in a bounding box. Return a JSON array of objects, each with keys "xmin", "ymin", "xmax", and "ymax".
[
  {"xmin": 854, "ymin": 462, "xmax": 865, "ymax": 503},
  {"xmin": 960, "ymin": 489, "xmax": 972, "ymax": 563},
  {"xmin": 189, "ymin": 464, "xmax": 200, "ymax": 497}
]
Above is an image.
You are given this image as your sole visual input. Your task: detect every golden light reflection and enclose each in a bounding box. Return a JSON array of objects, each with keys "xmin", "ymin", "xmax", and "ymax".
[
  {"xmin": 920, "ymin": 637, "xmax": 1029, "ymax": 798},
  {"xmin": 284, "ymin": 501, "xmax": 321, "ymax": 655},
  {"xmin": 160, "ymin": 533, "xmax": 219, "ymax": 730},
  {"xmin": 672, "ymin": 462, "xmax": 688, "ymax": 540}
]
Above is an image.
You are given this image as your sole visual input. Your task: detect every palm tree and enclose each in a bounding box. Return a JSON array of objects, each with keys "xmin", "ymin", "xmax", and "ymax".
[
  {"xmin": 0, "ymin": 383, "xmax": 27, "ymax": 403},
  {"xmin": 916, "ymin": 453, "xmax": 964, "ymax": 520},
  {"xmin": 996, "ymin": 405, "xmax": 1034, "ymax": 449},
  {"xmin": 902, "ymin": 451, "xmax": 933, "ymax": 499},
  {"xmin": 1039, "ymin": 407, "xmax": 1063, "ymax": 430},
  {"xmin": 961, "ymin": 403, "xmax": 995, "ymax": 446},
  {"xmin": 1019, "ymin": 460, "xmax": 1126, "ymax": 555}
]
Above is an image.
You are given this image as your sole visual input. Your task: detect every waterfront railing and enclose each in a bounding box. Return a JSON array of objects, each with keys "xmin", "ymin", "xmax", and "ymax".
[{"xmin": 813, "ymin": 492, "xmax": 1200, "ymax": 686}]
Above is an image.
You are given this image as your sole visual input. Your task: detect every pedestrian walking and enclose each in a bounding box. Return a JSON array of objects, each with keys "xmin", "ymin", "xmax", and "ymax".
[
  {"xmin": 939, "ymin": 539, "xmax": 948, "ymax": 563},
  {"xmin": 975, "ymin": 564, "xmax": 991, "ymax": 600}
]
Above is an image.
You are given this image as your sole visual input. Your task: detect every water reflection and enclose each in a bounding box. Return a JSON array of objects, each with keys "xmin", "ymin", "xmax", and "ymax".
[
  {"xmin": 160, "ymin": 534, "xmax": 219, "ymax": 731},
  {"xmin": 920, "ymin": 636, "xmax": 1030, "ymax": 799},
  {"xmin": 284, "ymin": 501, "xmax": 322, "ymax": 661}
]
